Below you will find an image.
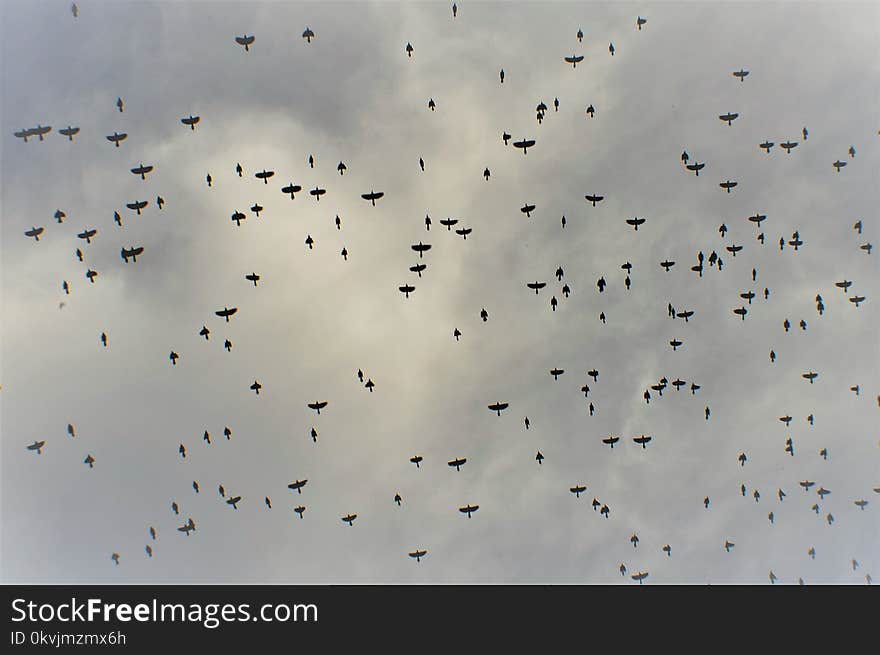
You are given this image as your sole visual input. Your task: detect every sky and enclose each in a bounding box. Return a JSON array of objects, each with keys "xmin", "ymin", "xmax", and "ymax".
[{"xmin": 1, "ymin": 0, "xmax": 878, "ymax": 584}]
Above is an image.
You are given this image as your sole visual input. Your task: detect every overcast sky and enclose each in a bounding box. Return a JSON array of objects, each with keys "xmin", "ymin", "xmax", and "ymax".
[{"xmin": 1, "ymin": 1, "xmax": 878, "ymax": 584}]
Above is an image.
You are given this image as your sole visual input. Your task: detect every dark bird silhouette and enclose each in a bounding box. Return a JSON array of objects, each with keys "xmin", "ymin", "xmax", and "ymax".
[
  {"xmin": 448, "ymin": 457, "xmax": 467, "ymax": 472},
  {"xmin": 181, "ymin": 115, "xmax": 200, "ymax": 130},
  {"xmin": 361, "ymin": 190, "xmax": 385, "ymax": 206},
  {"xmin": 235, "ymin": 35, "xmax": 255, "ymax": 51},
  {"xmin": 255, "ymin": 169, "xmax": 275, "ymax": 184},
  {"xmin": 307, "ymin": 401, "xmax": 328, "ymax": 415},
  {"xmin": 459, "ymin": 505, "xmax": 479, "ymax": 518}
]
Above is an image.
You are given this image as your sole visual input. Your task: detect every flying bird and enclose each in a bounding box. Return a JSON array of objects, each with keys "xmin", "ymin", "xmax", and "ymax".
[
  {"xmin": 215, "ymin": 307, "xmax": 238, "ymax": 322},
  {"xmin": 24, "ymin": 227, "xmax": 44, "ymax": 241},
  {"xmin": 361, "ymin": 190, "xmax": 385, "ymax": 206},
  {"xmin": 26, "ymin": 440, "xmax": 46, "ymax": 454},
  {"xmin": 59, "ymin": 126, "xmax": 80, "ymax": 141},
  {"xmin": 307, "ymin": 401, "xmax": 328, "ymax": 414},
  {"xmin": 235, "ymin": 35, "xmax": 255, "ymax": 51},
  {"xmin": 106, "ymin": 132, "xmax": 127, "ymax": 147},
  {"xmin": 181, "ymin": 115, "xmax": 200, "ymax": 130},
  {"xmin": 488, "ymin": 402, "xmax": 509, "ymax": 416}
]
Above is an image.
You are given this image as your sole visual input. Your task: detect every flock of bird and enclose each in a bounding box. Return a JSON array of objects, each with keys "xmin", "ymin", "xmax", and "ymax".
[{"xmin": 10, "ymin": 3, "xmax": 878, "ymax": 584}]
